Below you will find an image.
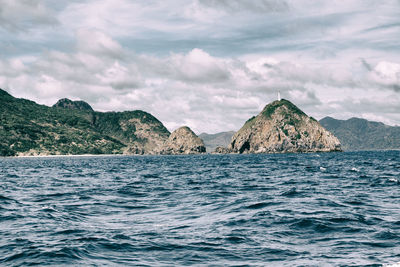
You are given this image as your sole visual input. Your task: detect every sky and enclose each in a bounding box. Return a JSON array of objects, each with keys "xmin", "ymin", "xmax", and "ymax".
[{"xmin": 0, "ymin": 0, "xmax": 400, "ymax": 134}]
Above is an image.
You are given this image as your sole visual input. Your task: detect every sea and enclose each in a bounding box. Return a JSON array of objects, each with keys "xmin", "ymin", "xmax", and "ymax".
[{"xmin": 0, "ymin": 151, "xmax": 399, "ymax": 266}]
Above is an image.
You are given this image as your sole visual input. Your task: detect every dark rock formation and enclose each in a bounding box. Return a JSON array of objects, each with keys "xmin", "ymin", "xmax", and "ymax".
[
  {"xmin": 159, "ymin": 126, "xmax": 206, "ymax": 155},
  {"xmin": 212, "ymin": 146, "xmax": 231, "ymax": 154},
  {"xmin": 53, "ymin": 98, "xmax": 94, "ymax": 111},
  {"xmin": 229, "ymin": 99, "xmax": 341, "ymax": 153}
]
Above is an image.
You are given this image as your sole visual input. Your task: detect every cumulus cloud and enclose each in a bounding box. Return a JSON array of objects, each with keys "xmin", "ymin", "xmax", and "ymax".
[
  {"xmin": 0, "ymin": 0, "xmax": 58, "ymax": 31},
  {"xmin": 3, "ymin": 35, "xmax": 400, "ymax": 132},
  {"xmin": 369, "ymin": 61, "xmax": 400, "ymax": 91},
  {"xmin": 76, "ymin": 29, "xmax": 124, "ymax": 58},
  {"xmin": 165, "ymin": 49, "xmax": 231, "ymax": 83}
]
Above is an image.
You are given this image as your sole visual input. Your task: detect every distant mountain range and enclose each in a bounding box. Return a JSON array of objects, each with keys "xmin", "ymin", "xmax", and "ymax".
[
  {"xmin": 199, "ymin": 131, "xmax": 235, "ymax": 152},
  {"xmin": 320, "ymin": 117, "xmax": 400, "ymax": 151}
]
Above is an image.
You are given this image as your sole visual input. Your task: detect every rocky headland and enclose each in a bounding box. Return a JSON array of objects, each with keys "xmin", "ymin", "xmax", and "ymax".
[{"xmin": 226, "ymin": 99, "xmax": 341, "ymax": 153}]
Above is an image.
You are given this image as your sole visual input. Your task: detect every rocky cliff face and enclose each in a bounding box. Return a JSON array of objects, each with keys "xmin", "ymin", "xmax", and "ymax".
[
  {"xmin": 159, "ymin": 126, "xmax": 206, "ymax": 155},
  {"xmin": 53, "ymin": 98, "xmax": 94, "ymax": 111},
  {"xmin": 229, "ymin": 99, "xmax": 341, "ymax": 153}
]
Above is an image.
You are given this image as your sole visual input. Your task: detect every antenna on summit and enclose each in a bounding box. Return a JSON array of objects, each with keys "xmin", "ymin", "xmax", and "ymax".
[{"xmin": 277, "ymin": 91, "xmax": 281, "ymax": 101}]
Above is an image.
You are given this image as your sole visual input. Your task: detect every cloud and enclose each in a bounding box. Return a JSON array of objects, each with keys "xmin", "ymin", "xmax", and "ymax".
[
  {"xmin": 96, "ymin": 62, "xmax": 142, "ymax": 90},
  {"xmin": 197, "ymin": 0, "xmax": 289, "ymax": 13},
  {"xmin": 360, "ymin": 60, "xmax": 400, "ymax": 92},
  {"xmin": 76, "ymin": 29, "xmax": 124, "ymax": 58},
  {"xmin": 166, "ymin": 49, "xmax": 231, "ymax": 83},
  {"xmin": 1, "ymin": 0, "xmax": 400, "ymax": 133},
  {"xmin": 0, "ymin": 0, "xmax": 58, "ymax": 31},
  {"xmin": 3, "ymin": 35, "xmax": 400, "ymax": 133}
]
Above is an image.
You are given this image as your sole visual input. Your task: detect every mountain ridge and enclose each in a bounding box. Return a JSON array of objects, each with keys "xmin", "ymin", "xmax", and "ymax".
[
  {"xmin": 320, "ymin": 116, "xmax": 400, "ymax": 151},
  {"xmin": 199, "ymin": 131, "xmax": 235, "ymax": 152},
  {"xmin": 1, "ymin": 88, "xmax": 368, "ymax": 156}
]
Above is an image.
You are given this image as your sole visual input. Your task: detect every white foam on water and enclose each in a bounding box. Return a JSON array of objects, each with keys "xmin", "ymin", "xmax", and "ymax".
[
  {"xmin": 385, "ymin": 262, "xmax": 400, "ymax": 267},
  {"xmin": 320, "ymin": 167, "xmax": 326, "ymax": 171},
  {"xmin": 351, "ymin": 167, "xmax": 360, "ymax": 172}
]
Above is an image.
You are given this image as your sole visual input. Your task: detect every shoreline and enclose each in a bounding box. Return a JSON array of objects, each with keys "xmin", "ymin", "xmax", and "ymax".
[{"xmin": 2, "ymin": 149, "xmax": 399, "ymax": 159}]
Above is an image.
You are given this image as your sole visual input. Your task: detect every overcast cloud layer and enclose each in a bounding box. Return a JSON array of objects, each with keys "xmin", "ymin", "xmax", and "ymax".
[{"xmin": 1, "ymin": 0, "xmax": 400, "ymax": 133}]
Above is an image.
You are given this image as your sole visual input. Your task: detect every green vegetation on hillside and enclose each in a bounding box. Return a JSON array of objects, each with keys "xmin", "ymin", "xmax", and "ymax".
[
  {"xmin": 0, "ymin": 88, "xmax": 170, "ymax": 156},
  {"xmin": 261, "ymin": 99, "xmax": 306, "ymax": 119},
  {"xmin": 320, "ymin": 117, "xmax": 400, "ymax": 151}
]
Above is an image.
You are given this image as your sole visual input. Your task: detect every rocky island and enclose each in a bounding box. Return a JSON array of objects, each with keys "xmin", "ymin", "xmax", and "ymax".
[
  {"xmin": 225, "ymin": 99, "xmax": 341, "ymax": 153},
  {"xmin": 159, "ymin": 126, "xmax": 206, "ymax": 155}
]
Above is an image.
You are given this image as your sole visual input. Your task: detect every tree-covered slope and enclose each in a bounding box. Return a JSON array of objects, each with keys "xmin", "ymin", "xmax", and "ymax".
[
  {"xmin": 0, "ymin": 89, "xmax": 170, "ymax": 156},
  {"xmin": 320, "ymin": 117, "xmax": 400, "ymax": 151}
]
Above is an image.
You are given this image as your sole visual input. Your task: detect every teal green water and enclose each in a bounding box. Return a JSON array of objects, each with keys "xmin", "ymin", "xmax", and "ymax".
[{"xmin": 1, "ymin": 151, "xmax": 399, "ymax": 266}]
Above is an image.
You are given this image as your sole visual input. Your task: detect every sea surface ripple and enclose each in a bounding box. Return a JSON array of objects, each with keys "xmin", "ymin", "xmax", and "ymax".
[{"xmin": 0, "ymin": 151, "xmax": 399, "ymax": 266}]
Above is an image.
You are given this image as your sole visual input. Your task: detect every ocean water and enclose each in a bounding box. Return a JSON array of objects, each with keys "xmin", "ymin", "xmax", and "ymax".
[{"xmin": 0, "ymin": 151, "xmax": 399, "ymax": 266}]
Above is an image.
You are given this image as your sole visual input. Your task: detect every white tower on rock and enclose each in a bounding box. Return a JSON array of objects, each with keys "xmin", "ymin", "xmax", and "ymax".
[{"xmin": 277, "ymin": 91, "xmax": 281, "ymax": 101}]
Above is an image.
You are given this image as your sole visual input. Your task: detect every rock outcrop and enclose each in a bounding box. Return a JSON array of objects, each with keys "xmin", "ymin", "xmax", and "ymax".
[
  {"xmin": 159, "ymin": 126, "xmax": 206, "ymax": 155},
  {"xmin": 53, "ymin": 98, "xmax": 94, "ymax": 111},
  {"xmin": 229, "ymin": 99, "xmax": 341, "ymax": 153},
  {"xmin": 212, "ymin": 146, "xmax": 231, "ymax": 154}
]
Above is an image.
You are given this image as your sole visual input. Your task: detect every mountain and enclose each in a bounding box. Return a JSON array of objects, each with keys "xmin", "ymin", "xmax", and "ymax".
[
  {"xmin": 228, "ymin": 99, "xmax": 341, "ymax": 153},
  {"xmin": 199, "ymin": 131, "xmax": 235, "ymax": 152},
  {"xmin": 159, "ymin": 126, "xmax": 206, "ymax": 154},
  {"xmin": 320, "ymin": 117, "xmax": 400, "ymax": 151},
  {"xmin": 0, "ymin": 88, "xmax": 170, "ymax": 156}
]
